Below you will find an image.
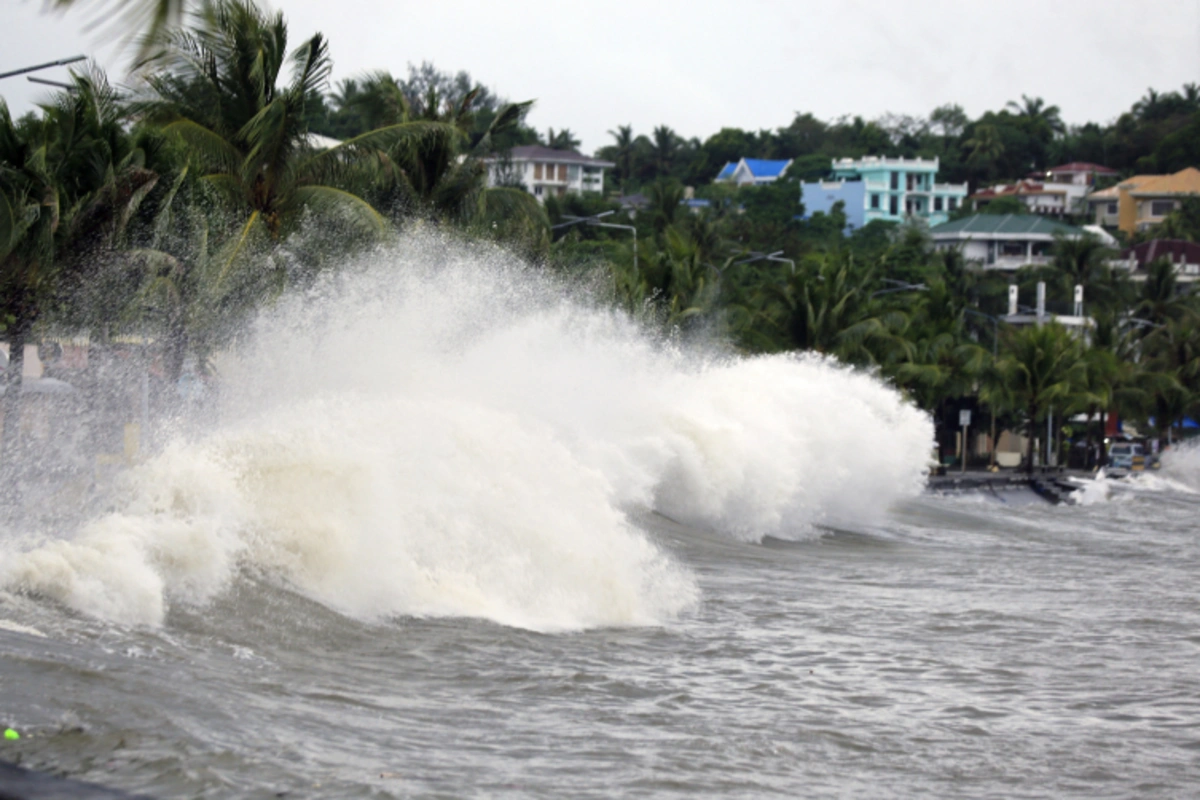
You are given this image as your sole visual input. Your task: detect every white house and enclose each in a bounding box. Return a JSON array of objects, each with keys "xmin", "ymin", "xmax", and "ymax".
[
  {"xmin": 484, "ymin": 145, "xmax": 614, "ymax": 202},
  {"xmin": 929, "ymin": 213, "xmax": 1087, "ymax": 270}
]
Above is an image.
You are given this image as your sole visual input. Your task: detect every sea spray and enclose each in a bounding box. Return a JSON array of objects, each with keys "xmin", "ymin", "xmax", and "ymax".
[
  {"xmin": 0, "ymin": 234, "xmax": 933, "ymax": 628},
  {"xmin": 1160, "ymin": 440, "xmax": 1200, "ymax": 492}
]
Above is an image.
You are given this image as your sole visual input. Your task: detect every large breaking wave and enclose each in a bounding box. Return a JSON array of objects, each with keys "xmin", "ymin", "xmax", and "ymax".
[{"xmin": 0, "ymin": 234, "xmax": 932, "ymax": 629}]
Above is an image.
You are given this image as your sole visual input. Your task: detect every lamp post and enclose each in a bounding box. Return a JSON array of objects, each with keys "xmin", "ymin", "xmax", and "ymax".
[{"xmin": 552, "ymin": 210, "xmax": 637, "ymax": 273}]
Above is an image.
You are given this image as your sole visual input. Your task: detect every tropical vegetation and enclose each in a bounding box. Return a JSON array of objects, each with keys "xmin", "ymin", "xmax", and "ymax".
[{"xmin": 3, "ymin": 0, "xmax": 1199, "ymax": 476}]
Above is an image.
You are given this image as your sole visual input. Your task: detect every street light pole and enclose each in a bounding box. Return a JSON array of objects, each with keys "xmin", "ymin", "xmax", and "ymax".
[
  {"xmin": 552, "ymin": 210, "xmax": 638, "ymax": 273},
  {"xmin": 731, "ymin": 249, "xmax": 795, "ymax": 275},
  {"xmin": 0, "ymin": 55, "xmax": 87, "ymax": 81}
]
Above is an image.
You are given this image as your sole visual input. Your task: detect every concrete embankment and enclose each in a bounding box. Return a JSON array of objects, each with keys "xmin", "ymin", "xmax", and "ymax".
[{"xmin": 927, "ymin": 469, "xmax": 1094, "ymax": 503}]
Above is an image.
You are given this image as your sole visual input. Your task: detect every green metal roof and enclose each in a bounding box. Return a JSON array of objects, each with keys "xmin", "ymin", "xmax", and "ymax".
[{"xmin": 929, "ymin": 214, "xmax": 1085, "ymax": 238}]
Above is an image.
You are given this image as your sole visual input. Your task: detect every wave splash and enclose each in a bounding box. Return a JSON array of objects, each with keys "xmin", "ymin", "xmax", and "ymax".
[{"xmin": 0, "ymin": 235, "xmax": 932, "ymax": 629}]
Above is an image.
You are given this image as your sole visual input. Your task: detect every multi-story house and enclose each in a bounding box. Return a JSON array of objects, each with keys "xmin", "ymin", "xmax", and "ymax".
[
  {"xmin": 484, "ymin": 145, "xmax": 614, "ymax": 202},
  {"xmin": 970, "ymin": 180, "xmax": 1089, "ymax": 216},
  {"xmin": 800, "ymin": 156, "xmax": 968, "ymax": 229},
  {"xmin": 1086, "ymin": 167, "xmax": 1200, "ymax": 234}
]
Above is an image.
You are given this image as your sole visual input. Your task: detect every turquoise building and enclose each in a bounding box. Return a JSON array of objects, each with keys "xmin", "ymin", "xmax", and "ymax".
[{"xmin": 801, "ymin": 156, "xmax": 969, "ymax": 229}]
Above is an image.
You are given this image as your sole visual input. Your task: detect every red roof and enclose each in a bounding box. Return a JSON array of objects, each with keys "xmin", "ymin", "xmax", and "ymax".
[
  {"xmin": 971, "ymin": 181, "xmax": 1065, "ymax": 200},
  {"xmin": 1121, "ymin": 239, "xmax": 1200, "ymax": 267}
]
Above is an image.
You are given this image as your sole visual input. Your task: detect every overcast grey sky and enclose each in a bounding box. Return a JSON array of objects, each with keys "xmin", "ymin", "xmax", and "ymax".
[{"xmin": 4, "ymin": 0, "xmax": 1199, "ymax": 154}]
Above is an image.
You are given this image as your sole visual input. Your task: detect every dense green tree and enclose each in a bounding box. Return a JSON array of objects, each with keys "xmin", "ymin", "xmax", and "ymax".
[{"xmin": 0, "ymin": 71, "xmax": 159, "ymax": 461}]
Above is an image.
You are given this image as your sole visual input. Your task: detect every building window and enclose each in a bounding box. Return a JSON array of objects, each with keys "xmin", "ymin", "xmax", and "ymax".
[
  {"xmin": 534, "ymin": 185, "xmax": 543, "ymax": 196},
  {"xmin": 558, "ymin": 164, "xmax": 568, "ymax": 181},
  {"xmin": 934, "ymin": 197, "xmax": 944, "ymax": 212},
  {"xmin": 1107, "ymin": 202, "xmax": 1118, "ymax": 214},
  {"xmin": 890, "ymin": 172, "xmax": 899, "ymax": 190},
  {"xmin": 1151, "ymin": 200, "xmax": 1176, "ymax": 217},
  {"xmin": 948, "ymin": 197, "xmax": 958, "ymax": 211},
  {"xmin": 534, "ymin": 164, "xmax": 543, "ymax": 180},
  {"xmin": 889, "ymin": 195, "xmax": 898, "ymax": 215},
  {"xmin": 870, "ymin": 194, "xmax": 880, "ymax": 209}
]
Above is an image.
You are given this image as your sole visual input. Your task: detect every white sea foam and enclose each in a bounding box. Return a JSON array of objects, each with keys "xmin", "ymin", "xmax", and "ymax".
[
  {"xmin": 0, "ymin": 234, "xmax": 933, "ymax": 629},
  {"xmin": 1160, "ymin": 441, "xmax": 1200, "ymax": 492}
]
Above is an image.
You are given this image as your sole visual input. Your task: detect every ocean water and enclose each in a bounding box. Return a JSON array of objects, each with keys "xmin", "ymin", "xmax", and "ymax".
[{"xmin": 2, "ymin": 238, "xmax": 1198, "ymax": 798}]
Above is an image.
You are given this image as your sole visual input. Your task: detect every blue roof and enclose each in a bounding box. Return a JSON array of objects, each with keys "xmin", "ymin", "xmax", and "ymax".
[
  {"xmin": 743, "ymin": 159, "xmax": 792, "ymax": 178},
  {"xmin": 716, "ymin": 162, "xmax": 736, "ymax": 179}
]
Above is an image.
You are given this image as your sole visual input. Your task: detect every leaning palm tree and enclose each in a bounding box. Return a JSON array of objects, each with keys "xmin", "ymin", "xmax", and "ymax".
[{"xmin": 134, "ymin": 0, "xmax": 455, "ymax": 258}]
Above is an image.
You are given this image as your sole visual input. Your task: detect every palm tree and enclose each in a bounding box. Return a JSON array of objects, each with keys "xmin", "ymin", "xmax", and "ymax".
[
  {"xmin": 651, "ymin": 126, "xmax": 679, "ymax": 178},
  {"xmin": 330, "ymin": 72, "xmax": 411, "ymax": 135},
  {"xmin": 765, "ymin": 251, "xmax": 906, "ymax": 364},
  {"xmin": 1006, "ymin": 95, "xmax": 1065, "ymax": 136},
  {"xmin": 544, "ymin": 128, "xmax": 580, "ymax": 151},
  {"xmin": 890, "ymin": 281, "xmax": 989, "ymax": 451},
  {"xmin": 607, "ymin": 125, "xmax": 635, "ymax": 192},
  {"xmin": 1048, "ymin": 233, "xmax": 1129, "ymax": 317},
  {"xmin": 963, "ymin": 124, "xmax": 1005, "ymax": 180},
  {"xmin": 622, "ymin": 226, "xmax": 720, "ymax": 329},
  {"xmin": 646, "ymin": 179, "xmax": 684, "ymax": 236},
  {"xmin": 988, "ymin": 322, "xmax": 1087, "ymax": 473},
  {"xmin": 374, "ymin": 83, "xmax": 535, "ymax": 225},
  {"xmin": 1141, "ymin": 317, "xmax": 1200, "ymax": 445},
  {"xmin": 1134, "ymin": 258, "xmax": 1196, "ymax": 327}
]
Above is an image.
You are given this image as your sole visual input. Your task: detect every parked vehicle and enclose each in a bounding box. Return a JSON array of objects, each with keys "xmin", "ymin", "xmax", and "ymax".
[{"xmin": 1106, "ymin": 441, "xmax": 1160, "ymax": 473}]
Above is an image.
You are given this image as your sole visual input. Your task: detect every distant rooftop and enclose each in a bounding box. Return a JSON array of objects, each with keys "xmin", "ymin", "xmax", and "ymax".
[
  {"xmin": 1043, "ymin": 162, "xmax": 1118, "ymax": 175},
  {"xmin": 500, "ymin": 145, "xmax": 614, "ymax": 167},
  {"xmin": 930, "ymin": 214, "xmax": 1085, "ymax": 238},
  {"xmin": 1128, "ymin": 167, "xmax": 1200, "ymax": 196},
  {"xmin": 741, "ymin": 159, "xmax": 792, "ymax": 178},
  {"xmin": 716, "ymin": 162, "xmax": 736, "ymax": 180},
  {"xmin": 972, "ymin": 181, "xmax": 1068, "ymax": 199}
]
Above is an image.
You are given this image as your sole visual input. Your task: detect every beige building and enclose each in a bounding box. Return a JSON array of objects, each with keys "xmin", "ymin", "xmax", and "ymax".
[{"xmin": 1087, "ymin": 167, "xmax": 1200, "ymax": 234}]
